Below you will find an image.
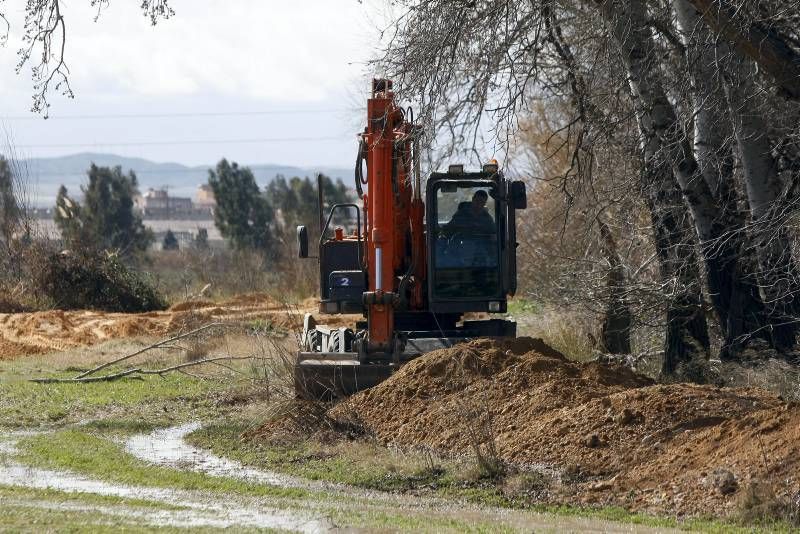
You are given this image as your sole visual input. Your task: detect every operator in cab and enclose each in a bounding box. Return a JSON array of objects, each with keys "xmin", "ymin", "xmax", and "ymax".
[{"xmin": 444, "ymin": 190, "xmax": 495, "ymax": 235}]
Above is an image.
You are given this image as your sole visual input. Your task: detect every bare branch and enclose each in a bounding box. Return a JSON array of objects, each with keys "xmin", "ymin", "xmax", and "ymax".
[
  {"xmin": 30, "ymin": 355, "xmax": 254, "ymax": 384},
  {"xmin": 687, "ymin": 0, "xmax": 800, "ymax": 99},
  {"xmin": 74, "ymin": 322, "xmax": 226, "ymax": 379}
]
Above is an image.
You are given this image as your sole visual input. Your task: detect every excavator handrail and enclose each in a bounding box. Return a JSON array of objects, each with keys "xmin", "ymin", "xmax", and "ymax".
[{"xmin": 319, "ymin": 202, "xmax": 363, "ymax": 269}]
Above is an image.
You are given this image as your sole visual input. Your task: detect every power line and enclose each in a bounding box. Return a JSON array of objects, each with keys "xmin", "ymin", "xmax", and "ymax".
[
  {"xmin": 0, "ymin": 109, "xmax": 357, "ymax": 121},
  {"xmin": 14, "ymin": 135, "xmax": 346, "ymax": 149},
  {"xmin": 26, "ymin": 166, "xmax": 351, "ymax": 177}
]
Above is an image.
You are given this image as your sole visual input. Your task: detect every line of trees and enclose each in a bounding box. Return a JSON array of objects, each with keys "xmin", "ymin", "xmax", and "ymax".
[
  {"xmin": 51, "ymin": 159, "xmax": 351, "ymax": 264},
  {"xmin": 207, "ymin": 158, "xmax": 352, "ymax": 262},
  {"xmin": 379, "ymin": 0, "xmax": 800, "ymax": 377},
  {"xmin": 42, "ymin": 159, "xmax": 351, "ymax": 306}
]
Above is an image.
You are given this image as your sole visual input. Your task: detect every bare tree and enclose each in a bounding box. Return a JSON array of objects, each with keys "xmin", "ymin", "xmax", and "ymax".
[
  {"xmin": 376, "ymin": 0, "xmax": 800, "ymax": 374},
  {"xmin": 686, "ymin": 0, "xmax": 800, "ymax": 99},
  {"xmin": 0, "ymin": 0, "xmax": 173, "ymax": 113}
]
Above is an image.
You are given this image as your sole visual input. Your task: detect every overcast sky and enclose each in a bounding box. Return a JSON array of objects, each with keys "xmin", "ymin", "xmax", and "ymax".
[{"xmin": 0, "ymin": 0, "xmax": 391, "ymax": 168}]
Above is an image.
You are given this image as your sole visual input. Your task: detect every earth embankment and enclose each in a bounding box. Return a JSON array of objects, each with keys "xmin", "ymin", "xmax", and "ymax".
[{"xmin": 330, "ymin": 338, "xmax": 799, "ymax": 516}]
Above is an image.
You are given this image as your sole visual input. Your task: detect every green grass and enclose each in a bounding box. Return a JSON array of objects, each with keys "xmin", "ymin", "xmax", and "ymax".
[
  {"xmin": 187, "ymin": 421, "xmax": 461, "ymax": 492},
  {"xmin": 506, "ymin": 297, "xmax": 542, "ymax": 316},
  {"xmin": 0, "ymin": 504, "xmax": 175, "ymax": 533},
  {"xmin": 0, "ymin": 364, "xmax": 225, "ymax": 428},
  {"xmin": 0, "ymin": 484, "xmax": 238, "ymax": 533},
  {"xmin": 245, "ymin": 319, "xmax": 288, "ymax": 337},
  {"xmin": 327, "ymin": 507, "xmax": 516, "ymax": 533},
  {"xmin": 16, "ymin": 429, "xmax": 308, "ymax": 500},
  {"xmin": 0, "ymin": 504, "xmax": 269, "ymax": 533}
]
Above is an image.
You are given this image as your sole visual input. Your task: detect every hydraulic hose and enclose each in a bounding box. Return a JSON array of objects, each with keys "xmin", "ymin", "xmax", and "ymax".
[{"xmin": 354, "ymin": 139, "xmax": 366, "ymax": 199}]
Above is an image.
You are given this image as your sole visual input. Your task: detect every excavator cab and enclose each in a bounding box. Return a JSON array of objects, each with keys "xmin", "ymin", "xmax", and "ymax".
[{"xmin": 427, "ymin": 165, "xmax": 526, "ymax": 315}]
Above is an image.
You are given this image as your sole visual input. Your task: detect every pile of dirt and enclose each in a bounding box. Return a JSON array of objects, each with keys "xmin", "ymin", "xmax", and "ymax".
[
  {"xmin": 327, "ymin": 337, "xmax": 799, "ymax": 517},
  {"xmin": 168, "ymin": 300, "xmax": 216, "ymax": 312},
  {"xmin": 221, "ymin": 293, "xmax": 281, "ymax": 308}
]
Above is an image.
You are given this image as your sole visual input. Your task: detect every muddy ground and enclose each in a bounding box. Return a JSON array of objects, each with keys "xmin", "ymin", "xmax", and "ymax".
[{"xmin": 0, "ymin": 295, "xmax": 797, "ymax": 532}]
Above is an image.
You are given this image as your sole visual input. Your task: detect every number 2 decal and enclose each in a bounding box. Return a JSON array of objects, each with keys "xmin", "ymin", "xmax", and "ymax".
[{"xmin": 338, "ymin": 277, "xmax": 350, "ymax": 286}]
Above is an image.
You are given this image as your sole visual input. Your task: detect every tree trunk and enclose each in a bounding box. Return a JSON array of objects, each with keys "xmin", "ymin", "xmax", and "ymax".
[
  {"xmin": 673, "ymin": 0, "xmax": 774, "ymax": 357},
  {"xmin": 723, "ymin": 55, "xmax": 800, "ymax": 351},
  {"xmin": 644, "ymin": 161, "xmax": 711, "ymax": 374},
  {"xmin": 599, "ymin": 0, "xmax": 713, "ymax": 373},
  {"xmin": 597, "ymin": 219, "xmax": 632, "ymax": 354}
]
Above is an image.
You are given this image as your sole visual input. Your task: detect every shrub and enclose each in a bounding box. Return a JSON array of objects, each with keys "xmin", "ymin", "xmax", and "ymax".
[
  {"xmin": 34, "ymin": 251, "xmax": 167, "ymax": 312},
  {"xmin": 0, "ymin": 288, "xmax": 29, "ymax": 313}
]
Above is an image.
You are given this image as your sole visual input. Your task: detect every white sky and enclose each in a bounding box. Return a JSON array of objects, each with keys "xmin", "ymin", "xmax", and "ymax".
[{"xmin": 0, "ymin": 0, "xmax": 394, "ymax": 167}]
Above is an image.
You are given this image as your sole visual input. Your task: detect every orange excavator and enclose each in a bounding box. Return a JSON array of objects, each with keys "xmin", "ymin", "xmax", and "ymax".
[{"xmin": 295, "ymin": 79, "xmax": 527, "ymax": 398}]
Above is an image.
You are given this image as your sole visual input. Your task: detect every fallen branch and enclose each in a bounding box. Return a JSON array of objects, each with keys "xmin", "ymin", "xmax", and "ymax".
[
  {"xmin": 31, "ymin": 368, "xmax": 143, "ymax": 383},
  {"xmin": 31, "ymin": 355, "xmax": 254, "ymax": 384},
  {"xmin": 138, "ymin": 355, "xmax": 254, "ymax": 375},
  {"xmin": 74, "ymin": 322, "xmax": 225, "ymax": 380}
]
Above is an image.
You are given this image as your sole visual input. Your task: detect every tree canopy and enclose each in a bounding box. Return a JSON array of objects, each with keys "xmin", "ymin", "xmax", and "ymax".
[
  {"xmin": 208, "ymin": 159, "xmax": 352, "ymax": 259},
  {"xmin": 266, "ymin": 174, "xmax": 351, "ymax": 230},
  {"xmin": 55, "ymin": 164, "xmax": 153, "ymax": 258},
  {"xmin": 207, "ymin": 159, "xmax": 277, "ymax": 255}
]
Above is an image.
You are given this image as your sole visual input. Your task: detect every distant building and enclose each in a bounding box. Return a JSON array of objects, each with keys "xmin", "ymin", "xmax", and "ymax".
[
  {"xmin": 195, "ymin": 184, "xmax": 216, "ymax": 208},
  {"xmin": 136, "ymin": 188, "xmax": 193, "ymax": 218}
]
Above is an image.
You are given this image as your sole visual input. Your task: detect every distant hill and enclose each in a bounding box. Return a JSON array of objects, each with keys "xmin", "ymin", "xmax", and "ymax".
[{"xmin": 16, "ymin": 152, "xmax": 352, "ymax": 207}]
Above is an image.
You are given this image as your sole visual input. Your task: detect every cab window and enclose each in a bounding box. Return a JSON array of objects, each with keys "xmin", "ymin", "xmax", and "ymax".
[{"xmin": 432, "ymin": 184, "xmax": 500, "ymax": 298}]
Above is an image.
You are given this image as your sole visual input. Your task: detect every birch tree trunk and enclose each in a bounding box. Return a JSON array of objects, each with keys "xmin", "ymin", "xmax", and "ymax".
[
  {"xmin": 673, "ymin": 0, "xmax": 774, "ymax": 356},
  {"xmin": 596, "ymin": 0, "xmax": 711, "ymax": 373},
  {"xmin": 723, "ymin": 55, "xmax": 800, "ymax": 350}
]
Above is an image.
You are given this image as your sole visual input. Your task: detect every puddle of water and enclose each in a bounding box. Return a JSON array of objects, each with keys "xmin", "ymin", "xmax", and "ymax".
[
  {"xmin": 0, "ymin": 436, "xmax": 329, "ymax": 532},
  {"xmin": 0, "ymin": 461, "xmax": 328, "ymax": 531},
  {"xmin": 125, "ymin": 422, "xmax": 308, "ymax": 488},
  {"xmin": 123, "ymin": 424, "xmax": 681, "ymax": 533},
  {"xmin": 3, "ymin": 497, "xmax": 276, "ymax": 530}
]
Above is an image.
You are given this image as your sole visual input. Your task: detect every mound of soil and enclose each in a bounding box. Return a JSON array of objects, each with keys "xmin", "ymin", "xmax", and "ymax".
[
  {"xmin": 328, "ymin": 337, "xmax": 800, "ymax": 517},
  {"xmin": 168, "ymin": 300, "xmax": 216, "ymax": 312},
  {"xmin": 96, "ymin": 316, "xmax": 164, "ymax": 338},
  {"xmin": 221, "ymin": 293, "xmax": 280, "ymax": 308}
]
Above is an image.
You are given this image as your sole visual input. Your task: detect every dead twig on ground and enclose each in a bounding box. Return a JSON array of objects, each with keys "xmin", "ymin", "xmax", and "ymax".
[
  {"xmin": 31, "ymin": 355, "xmax": 254, "ymax": 384},
  {"xmin": 74, "ymin": 322, "xmax": 226, "ymax": 379},
  {"xmin": 31, "ymin": 368, "xmax": 145, "ymax": 383}
]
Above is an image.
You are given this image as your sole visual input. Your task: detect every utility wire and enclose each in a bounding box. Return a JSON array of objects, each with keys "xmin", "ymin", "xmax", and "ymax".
[
  {"xmin": 27, "ymin": 166, "xmax": 349, "ymax": 177},
  {"xmin": 14, "ymin": 135, "xmax": 344, "ymax": 149},
  {"xmin": 0, "ymin": 109, "xmax": 357, "ymax": 121}
]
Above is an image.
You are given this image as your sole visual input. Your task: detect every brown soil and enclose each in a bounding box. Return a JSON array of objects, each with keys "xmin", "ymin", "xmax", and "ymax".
[
  {"xmin": 168, "ymin": 299, "xmax": 216, "ymax": 312},
  {"xmin": 326, "ymin": 337, "xmax": 799, "ymax": 517},
  {"xmin": 0, "ymin": 293, "xmax": 356, "ymax": 359}
]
